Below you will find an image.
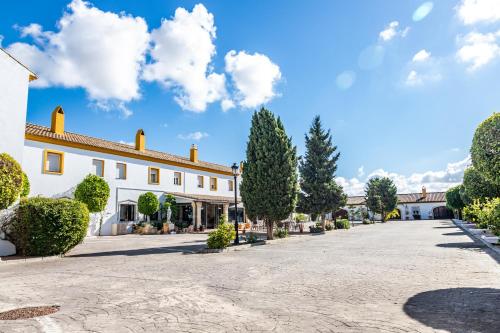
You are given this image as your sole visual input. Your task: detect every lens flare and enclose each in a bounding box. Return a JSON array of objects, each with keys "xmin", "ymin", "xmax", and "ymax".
[
  {"xmin": 358, "ymin": 45, "xmax": 385, "ymax": 70},
  {"xmin": 413, "ymin": 2, "xmax": 434, "ymax": 22},
  {"xmin": 336, "ymin": 71, "xmax": 356, "ymax": 90}
]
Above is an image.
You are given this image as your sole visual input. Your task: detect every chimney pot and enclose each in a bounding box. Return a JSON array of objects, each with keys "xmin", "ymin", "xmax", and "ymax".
[
  {"xmin": 135, "ymin": 129, "xmax": 145, "ymax": 151},
  {"xmin": 50, "ymin": 106, "xmax": 65, "ymax": 135},
  {"xmin": 190, "ymin": 144, "xmax": 198, "ymax": 163},
  {"xmin": 422, "ymin": 186, "xmax": 427, "ymax": 198}
]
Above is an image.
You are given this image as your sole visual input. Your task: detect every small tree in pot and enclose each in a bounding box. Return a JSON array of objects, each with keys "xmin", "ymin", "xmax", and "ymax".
[{"xmin": 138, "ymin": 192, "xmax": 159, "ymax": 223}]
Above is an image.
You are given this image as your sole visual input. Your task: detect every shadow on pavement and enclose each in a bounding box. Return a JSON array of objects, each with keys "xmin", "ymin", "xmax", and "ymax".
[
  {"xmin": 434, "ymin": 226, "xmax": 457, "ymax": 229},
  {"xmin": 436, "ymin": 242, "xmax": 485, "ymax": 249},
  {"xmin": 403, "ymin": 288, "xmax": 500, "ymax": 333},
  {"xmin": 442, "ymin": 231, "xmax": 466, "ymax": 236},
  {"xmin": 67, "ymin": 244, "xmax": 205, "ymax": 257}
]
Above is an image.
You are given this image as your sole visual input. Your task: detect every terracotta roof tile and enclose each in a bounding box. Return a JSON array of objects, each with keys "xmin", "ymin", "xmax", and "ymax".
[
  {"xmin": 347, "ymin": 192, "xmax": 446, "ymax": 205},
  {"xmin": 25, "ymin": 123, "xmax": 232, "ymax": 174}
]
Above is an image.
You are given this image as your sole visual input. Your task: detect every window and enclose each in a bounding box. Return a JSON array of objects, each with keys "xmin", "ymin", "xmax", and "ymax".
[
  {"xmin": 210, "ymin": 177, "xmax": 217, "ymax": 191},
  {"xmin": 149, "ymin": 167, "xmax": 160, "ymax": 184},
  {"xmin": 43, "ymin": 150, "xmax": 64, "ymax": 174},
  {"xmin": 116, "ymin": 163, "xmax": 127, "ymax": 179},
  {"xmin": 92, "ymin": 159, "xmax": 104, "ymax": 177},
  {"xmin": 228, "ymin": 179, "xmax": 234, "ymax": 191},
  {"xmin": 197, "ymin": 175, "xmax": 204, "ymax": 188},
  {"xmin": 174, "ymin": 172, "xmax": 182, "ymax": 185}
]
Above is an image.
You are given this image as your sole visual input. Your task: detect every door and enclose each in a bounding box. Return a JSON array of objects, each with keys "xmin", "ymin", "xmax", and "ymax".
[{"xmin": 120, "ymin": 204, "xmax": 136, "ymax": 222}]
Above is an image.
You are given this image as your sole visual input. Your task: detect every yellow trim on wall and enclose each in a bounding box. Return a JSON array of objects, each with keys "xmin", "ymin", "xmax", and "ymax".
[
  {"xmin": 25, "ymin": 134, "xmax": 233, "ymax": 176},
  {"xmin": 116, "ymin": 162, "xmax": 127, "ymax": 180},
  {"xmin": 210, "ymin": 177, "xmax": 217, "ymax": 191},
  {"xmin": 92, "ymin": 159, "xmax": 105, "ymax": 177},
  {"xmin": 148, "ymin": 166, "xmax": 160, "ymax": 185},
  {"xmin": 43, "ymin": 149, "xmax": 64, "ymax": 175},
  {"xmin": 173, "ymin": 172, "xmax": 182, "ymax": 186}
]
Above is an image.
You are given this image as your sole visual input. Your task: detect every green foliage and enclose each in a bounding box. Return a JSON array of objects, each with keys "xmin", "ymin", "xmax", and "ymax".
[
  {"xmin": 464, "ymin": 198, "xmax": 500, "ymax": 233},
  {"xmin": 334, "ymin": 219, "xmax": 350, "ymax": 229},
  {"xmin": 219, "ymin": 213, "xmax": 228, "ymax": 224},
  {"xmin": 160, "ymin": 194, "xmax": 178, "ymax": 221},
  {"xmin": 240, "ymin": 107, "xmax": 298, "ymax": 239},
  {"xmin": 0, "ymin": 153, "xmax": 23, "ymax": 209},
  {"xmin": 9, "ymin": 197, "xmax": 89, "ymax": 256},
  {"xmin": 309, "ymin": 225, "xmax": 324, "ymax": 233},
  {"xmin": 446, "ymin": 185, "xmax": 466, "ymax": 210},
  {"xmin": 297, "ymin": 116, "xmax": 347, "ymax": 223},
  {"xmin": 461, "ymin": 167, "xmax": 499, "ymax": 203},
  {"xmin": 74, "ymin": 174, "xmax": 110, "ymax": 213},
  {"xmin": 273, "ymin": 228, "xmax": 288, "ymax": 238},
  {"xmin": 385, "ymin": 209, "xmax": 400, "ymax": 220},
  {"xmin": 362, "ymin": 219, "xmax": 373, "ymax": 225},
  {"xmin": 365, "ymin": 177, "xmax": 398, "ymax": 221},
  {"xmin": 294, "ymin": 213, "xmax": 308, "ymax": 222},
  {"xmin": 20, "ymin": 172, "xmax": 30, "ymax": 198},
  {"xmin": 207, "ymin": 222, "xmax": 236, "ymax": 249},
  {"xmin": 138, "ymin": 192, "xmax": 159, "ymax": 217},
  {"xmin": 471, "ymin": 112, "xmax": 499, "ymax": 185}
]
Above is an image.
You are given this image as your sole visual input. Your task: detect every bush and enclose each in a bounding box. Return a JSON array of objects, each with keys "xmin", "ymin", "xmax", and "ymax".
[
  {"xmin": 207, "ymin": 222, "xmax": 236, "ymax": 249},
  {"xmin": 9, "ymin": 197, "xmax": 89, "ymax": 256},
  {"xmin": 471, "ymin": 113, "xmax": 499, "ymax": 185},
  {"xmin": 138, "ymin": 192, "xmax": 159, "ymax": 220},
  {"xmin": 20, "ymin": 172, "xmax": 30, "ymax": 198},
  {"xmin": 74, "ymin": 174, "xmax": 110, "ymax": 213},
  {"xmin": 325, "ymin": 222, "xmax": 334, "ymax": 231},
  {"xmin": 463, "ymin": 201, "xmax": 482, "ymax": 223},
  {"xmin": 335, "ymin": 219, "xmax": 350, "ymax": 229},
  {"xmin": 273, "ymin": 228, "xmax": 288, "ymax": 238},
  {"xmin": 0, "ymin": 153, "xmax": 23, "ymax": 209}
]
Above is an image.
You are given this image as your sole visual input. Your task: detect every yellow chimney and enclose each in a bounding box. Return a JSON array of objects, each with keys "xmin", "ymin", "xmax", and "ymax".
[
  {"xmin": 50, "ymin": 106, "xmax": 65, "ymax": 135},
  {"xmin": 422, "ymin": 186, "xmax": 427, "ymax": 198},
  {"xmin": 135, "ymin": 129, "xmax": 145, "ymax": 151},
  {"xmin": 190, "ymin": 144, "xmax": 198, "ymax": 163}
]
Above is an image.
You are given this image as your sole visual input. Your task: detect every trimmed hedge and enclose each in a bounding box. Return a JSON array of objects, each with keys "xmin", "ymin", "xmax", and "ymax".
[
  {"xmin": 335, "ymin": 219, "xmax": 350, "ymax": 229},
  {"xmin": 471, "ymin": 113, "xmax": 499, "ymax": 185},
  {"xmin": 9, "ymin": 197, "xmax": 89, "ymax": 256},
  {"xmin": 0, "ymin": 153, "xmax": 23, "ymax": 209},
  {"xmin": 74, "ymin": 174, "xmax": 110, "ymax": 213}
]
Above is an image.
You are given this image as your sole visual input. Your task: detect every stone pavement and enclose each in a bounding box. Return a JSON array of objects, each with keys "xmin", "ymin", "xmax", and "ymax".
[{"xmin": 0, "ymin": 220, "xmax": 498, "ymax": 332}]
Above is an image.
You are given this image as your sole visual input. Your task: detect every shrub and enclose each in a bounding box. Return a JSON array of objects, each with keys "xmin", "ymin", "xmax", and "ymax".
[
  {"xmin": 20, "ymin": 172, "xmax": 30, "ymax": 198},
  {"xmin": 471, "ymin": 113, "xmax": 499, "ymax": 185},
  {"xmin": 9, "ymin": 197, "xmax": 89, "ymax": 256},
  {"xmin": 273, "ymin": 228, "xmax": 288, "ymax": 238},
  {"xmin": 246, "ymin": 232, "xmax": 259, "ymax": 243},
  {"xmin": 335, "ymin": 219, "xmax": 351, "ymax": 229},
  {"xmin": 207, "ymin": 222, "xmax": 235, "ymax": 249},
  {"xmin": 325, "ymin": 222, "xmax": 334, "ymax": 231},
  {"xmin": 463, "ymin": 200, "xmax": 482, "ymax": 223},
  {"xmin": 138, "ymin": 192, "xmax": 159, "ymax": 221},
  {"xmin": 74, "ymin": 174, "xmax": 110, "ymax": 213},
  {"xmin": 309, "ymin": 225, "xmax": 324, "ymax": 233},
  {"xmin": 0, "ymin": 153, "xmax": 23, "ymax": 209}
]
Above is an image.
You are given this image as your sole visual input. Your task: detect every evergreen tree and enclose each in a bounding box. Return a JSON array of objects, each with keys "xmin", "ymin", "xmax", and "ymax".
[
  {"xmin": 240, "ymin": 107, "xmax": 298, "ymax": 240},
  {"xmin": 365, "ymin": 177, "xmax": 397, "ymax": 222},
  {"xmin": 297, "ymin": 116, "xmax": 346, "ymax": 229}
]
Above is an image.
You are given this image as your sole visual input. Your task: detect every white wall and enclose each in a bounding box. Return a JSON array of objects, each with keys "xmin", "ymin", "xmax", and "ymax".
[
  {"xmin": 23, "ymin": 140, "xmax": 240, "ymax": 235},
  {"xmin": 344, "ymin": 202, "xmax": 448, "ymax": 221},
  {"xmin": 0, "ymin": 51, "xmax": 32, "ymax": 164}
]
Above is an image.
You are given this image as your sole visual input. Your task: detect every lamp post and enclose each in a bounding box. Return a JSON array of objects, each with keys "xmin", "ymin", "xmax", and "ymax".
[{"xmin": 231, "ymin": 163, "xmax": 239, "ymax": 245}]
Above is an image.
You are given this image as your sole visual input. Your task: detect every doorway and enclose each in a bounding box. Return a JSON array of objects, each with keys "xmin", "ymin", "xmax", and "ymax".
[{"xmin": 120, "ymin": 204, "xmax": 136, "ymax": 222}]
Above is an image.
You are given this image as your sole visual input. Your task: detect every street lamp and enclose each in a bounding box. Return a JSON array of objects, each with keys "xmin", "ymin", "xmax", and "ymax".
[{"xmin": 231, "ymin": 162, "xmax": 239, "ymax": 245}]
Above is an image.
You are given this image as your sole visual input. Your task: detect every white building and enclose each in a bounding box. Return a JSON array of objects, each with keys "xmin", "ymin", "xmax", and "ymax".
[
  {"xmin": 2, "ymin": 49, "xmax": 243, "ymax": 236},
  {"xmin": 338, "ymin": 187, "xmax": 453, "ymax": 221}
]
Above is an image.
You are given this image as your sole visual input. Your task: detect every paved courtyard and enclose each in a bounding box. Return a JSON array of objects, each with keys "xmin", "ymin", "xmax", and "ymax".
[{"xmin": 0, "ymin": 220, "xmax": 499, "ymax": 333}]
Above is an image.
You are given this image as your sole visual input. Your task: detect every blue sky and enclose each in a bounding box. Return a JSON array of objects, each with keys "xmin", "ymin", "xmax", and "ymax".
[{"xmin": 1, "ymin": 0, "xmax": 499, "ymax": 194}]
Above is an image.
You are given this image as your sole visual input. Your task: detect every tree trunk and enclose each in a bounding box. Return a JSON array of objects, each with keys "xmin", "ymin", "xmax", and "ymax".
[
  {"xmin": 266, "ymin": 219, "xmax": 274, "ymax": 240},
  {"xmin": 321, "ymin": 214, "xmax": 326, "ymax": 230},
  {"xmin": 98, "ymin": 211, "xmax": 104, "ymax": 236}
]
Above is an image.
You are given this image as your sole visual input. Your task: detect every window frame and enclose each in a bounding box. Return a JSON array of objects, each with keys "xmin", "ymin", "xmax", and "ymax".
[
  {"xmin": 197, "ymin": 175, "xmax": 204, "ymax": 188},
  {"xmin": 92, "ymin": 159, "xmax": 105, "ymax": 177},
  {"xmin": 148, "ymin": 166, "xmax": 160, "ymax": 185},
  {"xmin": 228, "ymin": 179, "xmax": 234, "ymax": 191},
  {"xmin": 210, "ymin": 177, "xmax": 218, "ymax": 191},
  {"xmin": 173, "ymin": 172, "xmax": 182, "ymax": 186},
  {"xmin": 116, "ymin": 162, "xmax": 127, "ymax": 180},
  {"xmin": 43, "ymin": 149, "xmax": 64, "ymax": 175}
]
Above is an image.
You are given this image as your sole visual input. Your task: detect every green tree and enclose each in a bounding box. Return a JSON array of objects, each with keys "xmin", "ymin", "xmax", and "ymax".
[
  {"xmin": 138, "ymin": 192, "xmax": 159, "ymax": 223},
  {"xmin": 160, "ymin": 194, "xmax": 178, "ymax": 221},
  {"xmin": 74, "ymin": 174, "xmax": 110, "ymax": 236},
  {"xmin": 462, "ymin": 167, "xmax": 500, "ymax": 203},
  {"xmin": 446, "ymin": 185, "xmax": 466, "ymax": 216},
  {"xmin": 20, "ymin": 171, "xmax": 30, "ymax": 198},
  {"xmin": 471, "ymin": 112, "xmax": 499, "ymax": 185},
  {"xmin": 240, "ymin": 107, "xmax": 298, "ymax": 240},
  {"xmin": 365, "ymin": 177, "xmax": 398, "ymax": 222},
  {"xmin": 297, "ymin": 116, "xmax": 346, "ymax": 229},
  {"xmin": 0, "ymin": 153, "xmax": 23, "ymax": 209}
]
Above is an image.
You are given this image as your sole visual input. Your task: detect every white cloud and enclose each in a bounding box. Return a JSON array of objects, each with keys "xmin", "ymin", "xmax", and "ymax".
[
  {"xmin": 456, "ymin": 0, "xmax": 500, "ymax": 25},
  {"xmin": 456, "ymin": 30, "xmax": 500, "ymax": 70},
  {"xmin": 225, "ymin": 50, "xmax": 281, "ymax": 108},
  {"xmin": 357, "ymin": 166, "xmax": 365, "ymax": 177},
  {"xmin": 379, "ymin": 21, "xmax": 409, "ymax": 42},
  {"xmin": 177, "ymin": 131, "xmax": 209, "ymax": 141},
  {"xmin": 7, "ymin": 0, "xmax": 150, "ymax": 106},
  {"xmin": 119, "ymin": 140, "xmax": 134, "ymax": 146},
  {"xmin": 143, "ymin": 4, "xmax": 227, "ymax": 112},
  {"xmin": 412, "ymin": 49, "xmax": 431, "ymax": 62},
  {"xmin": 405, "ymin": 70, "xmax": 442, "ymax": 86},
  {"xmin": 337, "ymin": 156, "xmax": 471, "ymax": 196},
  {"xmin": 221, "ymin": 99, "xmax": 235, "ymax": 111}
]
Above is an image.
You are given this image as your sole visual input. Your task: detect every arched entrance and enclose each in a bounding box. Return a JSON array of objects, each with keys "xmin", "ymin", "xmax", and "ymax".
[
  {"xmin": 334, "ymin": 209, "xmax": 348, "ymax": 220},
  {"xmin": 433, "ymin": 206, "xmax": 453, "ymax": 219}
]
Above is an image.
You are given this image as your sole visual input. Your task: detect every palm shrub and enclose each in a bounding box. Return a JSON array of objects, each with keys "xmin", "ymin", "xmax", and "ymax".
[
  {"xmin": 74, "ymin": 174, "xmax": 110, "ymax": 236},
  {"xmin": 9, "ymin": 197, "xmax": 89, "ymax": 256},
  {"xmin": 0, "ymin": 153, "xmax": 23, "ymax": 209},
  {"xmin": 138, "ymin": 192, "xmax": 159, "ymax": 223},
  {"xmin": 207, "ymin": 221, "xmax": 236, "ymax": 249}
]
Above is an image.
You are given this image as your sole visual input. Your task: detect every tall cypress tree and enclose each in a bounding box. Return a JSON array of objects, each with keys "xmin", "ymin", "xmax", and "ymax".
[
  {"xmin": 240, "ymin": 107, "xmax": 298, "ymax": 240},
  {"xmin": 297, "ymin": 116, "xmax": 346, "ymax": 229},
  {"xmin": 365, "ymin": 177, "xmax": 397, "ymax": 222}
]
